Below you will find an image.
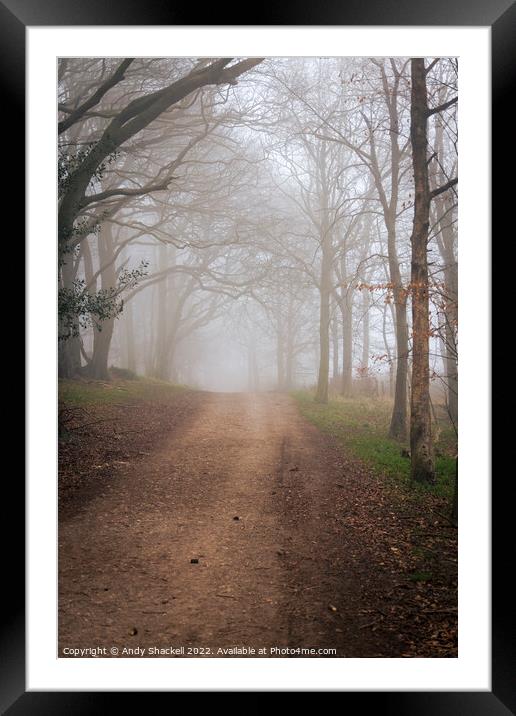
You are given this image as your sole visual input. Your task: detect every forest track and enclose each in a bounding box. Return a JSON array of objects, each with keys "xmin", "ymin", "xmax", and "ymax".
[{"xmin": 59, "ymin": 391, "xmax": 457, "ymax": 658}]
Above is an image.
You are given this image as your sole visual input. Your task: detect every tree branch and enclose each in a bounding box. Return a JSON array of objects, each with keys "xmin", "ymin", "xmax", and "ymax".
[
  {"xmin": 430, "ymin": 177, "xmax": 458, "ymax": 200},
  {"xmin": 58, "ymin": 58, "xmax": 134, "ymax": 134},
  {"xmin": 80, "ymin": 179, "xmax": 175, "ymax": 207},
  {"xmin": 427, "ymin": 96, "xmax": 457, "ymax": 117},
  {"xmin": 425, "ymin": 58, "xmax": 440, "ymax": 74}
]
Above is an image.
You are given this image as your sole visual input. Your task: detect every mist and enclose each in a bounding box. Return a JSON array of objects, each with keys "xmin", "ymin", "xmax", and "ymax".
[{"xmin": 58, "ymin": 55, "xmax": 457, "ymax": 466}]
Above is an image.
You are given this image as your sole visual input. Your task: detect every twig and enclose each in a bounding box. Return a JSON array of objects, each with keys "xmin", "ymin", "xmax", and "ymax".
[
  {"xmin": 141, "ymin": 610, "xmax": 167, "ymax": 614},
  {"xmin": 359, "ymin": 619, "xmax": 382, "ymax": 630}
]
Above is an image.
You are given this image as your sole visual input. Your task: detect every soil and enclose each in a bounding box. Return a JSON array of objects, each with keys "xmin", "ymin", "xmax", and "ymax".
[{"xmin": 58, "ymin": 391, "xmax": 457, "ymax": 658}]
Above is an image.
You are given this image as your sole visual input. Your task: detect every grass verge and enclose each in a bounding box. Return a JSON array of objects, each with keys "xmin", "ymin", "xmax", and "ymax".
[
  {"xmin": 292, "ymin": 390, "xmax": 456, "ymax": 501},
  {"xmin": 59, "ymin": 376, "xmax": 189, "ymax": 406}
]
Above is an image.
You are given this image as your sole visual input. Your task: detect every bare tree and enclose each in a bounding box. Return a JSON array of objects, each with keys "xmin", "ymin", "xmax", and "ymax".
[
  {"xmin": 58, "ymin": 58, "xmax": 263, "ymax": 376},
  {"xmin": 408, "ymin": 58, "xmax": 457, "ymax": 485}
]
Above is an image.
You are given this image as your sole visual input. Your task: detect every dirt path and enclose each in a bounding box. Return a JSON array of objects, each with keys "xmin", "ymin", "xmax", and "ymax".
[{"xmin": 59, "ymin": 392, "xmax": 454, "ymax": 658}]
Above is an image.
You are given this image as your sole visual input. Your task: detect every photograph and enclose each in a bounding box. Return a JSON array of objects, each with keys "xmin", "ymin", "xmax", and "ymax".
[{"xmin": 57, "ymin": 55, "xmax": 459, "ymax": 660}]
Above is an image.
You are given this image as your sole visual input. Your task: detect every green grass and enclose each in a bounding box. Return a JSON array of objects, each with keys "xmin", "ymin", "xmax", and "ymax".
[
  {"xmin": 292, "ymin": 390, "xmax": 456, "ymax": 501},
  {"xmin": 59, "ymin": 376, "xmax": 189, "ymax": 406}
]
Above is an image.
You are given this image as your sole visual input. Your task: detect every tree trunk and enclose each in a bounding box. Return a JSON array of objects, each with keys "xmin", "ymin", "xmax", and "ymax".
[
  {"xmin": 153, "ymin": 245, "xmax": 169, "ymax": 379},
  {"xmin": 58, "ymin": 337, "xmax": 81, "ymax": 378},
  {"xmin": 409, "ymin": 58, "xmax": 435, "ymax": 485},
  {"xmin": 341, "ymin": 290, "xmax": 353, "ymax": 397},
  {"xmin": 85, "ymin": 223, "xmax": 116, "ymax": 380},
  {"xmin": 315, "ymin": 246, "xmax": 331, "ymax": 403},
  {"xmin": 361, "ymin": 288, "xmax": 370, "ymax": 372},
  {"xmin": 143, "ymin": 296, "xmax": 154, "ymax": 377},
  {"xmin": 332, "ymin": 315, "xmax": 339, "ymax": 382},
  {"xmin": 58, "ymin": 253, "xmax": 82, "ymax": 377},
  {"xmin": 285, "ymin": 296, "xmax": 295, "ymax": 390},
  {"xmin": 436, "ymin": 195, "xmax": 458, "ymax": 428},
  {"xmin": 444, "ymin": 271, "xmax": 458, "ymax": 428},
  {"xmin": 381, "ymin": 302, "xmax": 394, "ymax": 399},
  {"xmin": 385, "ymin": 222, "xmax": 409, "ymax": 439},
  {"xmin": 125, "ymin": 299, "xmax": 136, "ymax": 372},
  {"xmin": 88, "ymin": 318, "xmax": 115, "ymax": 380},
  {"xmin": 314, "ymin": 141, "xmax": 334, "ymax": 404},
  {"xmin": 432, "ymin": 96, "xmax": 458, "ymax": 429},
  {"xmin": 389, "ymin": 287, "xmax": 409, "ymax": 439},
  {"xmin": 372, "ymin": 62, "xmax": 409, "ymax": 440}
]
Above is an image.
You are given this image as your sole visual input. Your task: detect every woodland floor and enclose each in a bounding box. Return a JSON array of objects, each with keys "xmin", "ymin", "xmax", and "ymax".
[{"xmin": 58, "ymin": 387, "xmax": 457, "ymax": 658}]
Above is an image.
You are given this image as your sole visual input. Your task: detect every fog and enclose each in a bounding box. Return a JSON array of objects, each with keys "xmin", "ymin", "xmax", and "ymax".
[{"xmin": 58, "ymin": 56, "xmax": 457, "ymax": 419}]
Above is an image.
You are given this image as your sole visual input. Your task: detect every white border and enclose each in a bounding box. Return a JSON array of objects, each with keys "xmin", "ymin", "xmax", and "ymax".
[{"xmin": 27, "ymin": 26, "xmax": 490, "ymax": 691}]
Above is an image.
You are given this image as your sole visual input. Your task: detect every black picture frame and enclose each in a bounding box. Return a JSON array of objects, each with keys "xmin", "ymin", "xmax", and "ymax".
[{"xmin": 7, "ymin": 0, "xmax": 508, "ymax": 709}]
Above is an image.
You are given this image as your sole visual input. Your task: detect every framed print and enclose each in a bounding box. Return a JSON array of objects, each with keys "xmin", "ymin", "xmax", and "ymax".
[{"xmin": 5, "ymin": 0, "xmax": 511, "ymax": 709}]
